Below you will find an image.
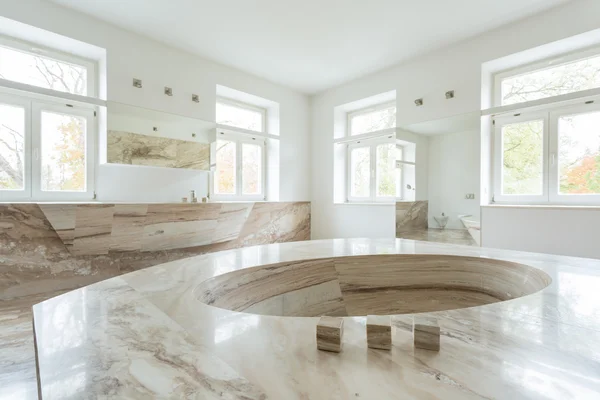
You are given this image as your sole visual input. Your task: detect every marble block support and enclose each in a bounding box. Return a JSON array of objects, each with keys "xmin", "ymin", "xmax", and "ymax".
[
  {"xmin": 367, "ymin": 315, "xmax": 392, "ymax": 350},
  {"xmin": 413, "ymin": 316, "xmax": 440, "ymax": 351},
  {"xmin": 317, "ymin": 316, "xmax": 344, "ymax": 353}
]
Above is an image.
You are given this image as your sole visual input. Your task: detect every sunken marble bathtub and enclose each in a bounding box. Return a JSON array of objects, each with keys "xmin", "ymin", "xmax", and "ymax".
[
  {"xmin": 32, "ymin": 239, "xmax": 600, "ymax": 399},
  {"xmin": 196, "ymin": 255, "xmax": 551, "ymax": 317}
]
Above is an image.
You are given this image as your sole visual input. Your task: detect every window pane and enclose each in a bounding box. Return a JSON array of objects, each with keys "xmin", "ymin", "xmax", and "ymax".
[
  {"xmin": 216, "ymin": 102, "xmax": 263, "ymax": 132},
  {"xmin": 41, "ymin": 111, "xmax": 87, "ymax": 192},
  {"xmin": 350, "ymin": 105, "xmax": 396, "ymax": 135},
  {"xmin": 501, "ymin": 55, "xmax": 600, "ymax": 106},
  {"xmin": 215, "ymin": 139, "xmax": 236, "ymax": 195},
  {"xmin": 350, "ymin": 146, "xmax": 370, "ymax": 197},
  {"xmin": 558, "ymin": 111, "xmax": 600, "ymax": 194},
  {"xmin": 242, "ymin": 143, "xmax": 262, "ymax": 195},
  {"xmin": 501, "ymin": 120, "xmax": 544, "ymax": 195},
  {"xmin": 0, "ymin": 103, "xmax": 25, "ymax": 190},
  {"xmin": 376, "ymin": 143, "xmax": 397, "ymax": 197},
  {"xmin": 0, "ymin": 46, "xmax": 88, "ymax": 95}
]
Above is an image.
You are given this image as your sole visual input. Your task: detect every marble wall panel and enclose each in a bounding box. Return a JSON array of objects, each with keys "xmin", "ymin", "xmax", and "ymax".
[
  {"xmin": 107, "ymin": 130, "xmax": 210, "ymax": 170},
  {"xmin": 396, "ymin": 201, "xmax": 428, "ymax": 235}
]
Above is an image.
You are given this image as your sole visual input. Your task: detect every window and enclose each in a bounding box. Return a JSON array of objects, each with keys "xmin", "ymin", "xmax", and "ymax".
[
  {"xmin": 342, "ymin": 101, "xmax": 399, "ymax": 203},
  {"xmin": 347, "ymin": 138, "xmax": 400, "ymax": 202},
  {"xmin": 496, "ymin": 49, "xmax": 600, "ymax": 106},
  {"xmin": 216, "ymin": 98, "xmax": 266, "ymax": 133},
  {"xmin": 493, "ymin": 103, "xmax": 600, "ymax": 204},
  {"xmin": 0, "ymin": 36, "xmax": 96, "ymax": 97},
  {"xmin": 214, "ymin": 96, "xmax": 269, "ymax": 200},
  {"xmin": 0, "ymin": 37, "xmax": 97, "ymax": 200},
  {"xmin": 213, "ymin": 132, "xmax": 265, "ymax": 200},
  {"xmin": 0, "ymin": 93, "xmax": 95, "ymax": 200},
  {"xmin": 347, "ymin": 102, "xmax": 396, "ymax": 136},
  {"xmin": 493, "ymin": 48, "xmax": 600, "ymax": 205}
]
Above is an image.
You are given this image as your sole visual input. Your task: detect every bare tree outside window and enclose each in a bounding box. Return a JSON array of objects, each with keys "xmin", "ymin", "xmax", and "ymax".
[
  {"xmin": 350, "ymin": 106, "xmax": 396, "ymax": 136},
  {"xmin": 0, "ymin": 104, "xmax": 25, "ymax": 190},
  {"xmin": 350, "ymin": 146, "xmax": 370, "ymax": 197},
  {"xmin": 501, "ymin": 55, "xmax": 600, "ymax": 106},
  {"xmin": 0, "ymin": 48, "xmax": 89, "ymax": 193}
]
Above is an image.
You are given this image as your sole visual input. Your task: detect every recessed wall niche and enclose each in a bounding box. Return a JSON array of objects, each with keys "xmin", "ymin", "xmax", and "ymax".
[{"xmin": 105, "ymin": 102, "xmax": 216, "ymax": 170}]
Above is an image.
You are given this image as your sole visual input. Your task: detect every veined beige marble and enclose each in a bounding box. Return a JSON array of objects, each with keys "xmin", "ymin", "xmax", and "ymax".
[
  {"xmin": 413, "ymin": 316, "xmax": 440, "ymax": 351},
  {"xmin": 32, "ymin": 239, "xmax": 600, "ymax": 399},
  {"xmin": 0, "ymin": 202, "xmax": 310, "ymax": 305},
  {"xmin": 396, "ymin": 201, "xmax": 428, "ymax": 234},
  {"xmin": 367, "ymin": 315, "xmax": 392, "ymax": 350},
  {"xmin": 196, "ymin": 254, "xmax": 550, "ymax": 317},
  {"xmin": 316, "ymin": 316, "xmax": 343, "ymax": 352},
  {"xmin": 107, "ymin": 130, "xmax": 210, "ymax": 170}
]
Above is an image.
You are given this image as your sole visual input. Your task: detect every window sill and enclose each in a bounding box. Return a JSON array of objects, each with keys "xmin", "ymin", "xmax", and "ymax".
[
  {"xmin": 483, "ymin": 204, "xmax": 600, "ymax": 210},
  {"xmin": 334, "ymin": 202, "xmax": 396, "ymax": 206}
]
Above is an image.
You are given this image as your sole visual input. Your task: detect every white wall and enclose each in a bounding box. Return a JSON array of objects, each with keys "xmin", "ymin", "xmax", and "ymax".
[
  {"xmin": 482, "ymin": 206, "xmax": 600, "ymax": 259},
  {"xmin": 428, "ymin": 130, "xmax": 480, "ymax": 229},
  {"xmin": 0, "ymin": 0, "xmax": 310, "ymax": 203},
  {"xmin": 311, "ymin": 0, "xmax": 600, "ymax": 241}
]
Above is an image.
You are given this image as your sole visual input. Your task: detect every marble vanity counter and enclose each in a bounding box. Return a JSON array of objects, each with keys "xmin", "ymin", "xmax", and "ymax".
[
  {"xmin": 32, "ymin": 239, "xmax": 600, "ymax": 399},
  {"xmin": 0, "ymin": 202, "xmax": 310, "ymax": 304}
]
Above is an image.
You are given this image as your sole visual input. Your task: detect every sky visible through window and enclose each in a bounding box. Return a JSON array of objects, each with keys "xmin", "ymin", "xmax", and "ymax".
[
  {"xmin": 350, "ymin": 105, "xmax": 396, "ymax": 136},
  {"xmin": 0, "ymin": 45, "xmax": 88, "ymax": 95},
  {"xmin": 216, "ymin": 102, "xmax": 263, "ymax": 132},
  {"xmin": 0, "ymin": 103, "xmax": 25, "ymax": 190},
  {"xmin": 501, "ymin": 54, "xmax": 600, "ymax": 106}
]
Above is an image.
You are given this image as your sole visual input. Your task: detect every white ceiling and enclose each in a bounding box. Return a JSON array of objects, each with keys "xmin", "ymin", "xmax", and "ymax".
[{"xmin": 48, "ymin": 0, "xmax": 570, "ymax": 94}]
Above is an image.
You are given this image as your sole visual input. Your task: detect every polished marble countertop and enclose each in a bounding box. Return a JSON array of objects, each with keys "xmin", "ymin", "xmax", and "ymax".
[{"xmin": 32, "ymin": 239, "xmax": 600, "ymax": 399}]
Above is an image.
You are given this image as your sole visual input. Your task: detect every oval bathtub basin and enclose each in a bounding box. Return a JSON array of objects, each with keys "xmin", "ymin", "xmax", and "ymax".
[{"xmin": 195, "ymin": 254, "xmax": 551, "ymax": 317}]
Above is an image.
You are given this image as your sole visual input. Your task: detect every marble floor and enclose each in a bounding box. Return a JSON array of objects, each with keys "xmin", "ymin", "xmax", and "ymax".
[
  {"xmin": 397, "ymin": 228, "xmax": 478, "ymax": 246},
  {"xmin": 0, "ymin": 232, "xmax": 474, "ymax": 400}
]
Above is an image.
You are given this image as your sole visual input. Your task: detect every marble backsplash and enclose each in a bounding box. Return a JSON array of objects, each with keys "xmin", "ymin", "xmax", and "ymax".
[
  {"xmin": 107, "ymin": 130, "xmax": 210, "ymax": 170},
  {"xmin": 0, "ymin": 202, "xmax": 310, "ymax": 304},
  {"xmin": 395, "ymin": 201, "xmax": 428, "ymax": 235}
]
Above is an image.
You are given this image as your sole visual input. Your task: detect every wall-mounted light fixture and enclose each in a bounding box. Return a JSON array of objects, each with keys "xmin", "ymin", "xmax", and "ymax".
[
  {"xmin": 445, "ymin": 90, "xmax": 455, "ymax": 99},
  {"xmin": 414, "ymin": 98, "xmax": 423, "ymax": 106},
  {"xmin": 192, "ymin": 94, "xmax": 199, "ymax": 103},
  {"xmin": 133, "ymin": 78, "xmax": 142, "ymax": 88},
  {"xmin": 164, "ymin": 87, "xmax": 173, "ymax": 96}
]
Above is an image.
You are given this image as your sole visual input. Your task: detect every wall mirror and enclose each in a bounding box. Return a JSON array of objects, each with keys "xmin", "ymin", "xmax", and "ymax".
[
  {"xmin": 395, "ymin": 111, "xmax": 481, "ymax": 245},
  {"xmin": 105, "ymin": 102, "xmax": 216, "ymax": 171}
]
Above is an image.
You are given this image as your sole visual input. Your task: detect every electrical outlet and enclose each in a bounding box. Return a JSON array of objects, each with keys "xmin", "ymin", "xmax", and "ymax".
[{"xmin": 465, "ymin": 193, "xmax": 476, "ymax": 199}]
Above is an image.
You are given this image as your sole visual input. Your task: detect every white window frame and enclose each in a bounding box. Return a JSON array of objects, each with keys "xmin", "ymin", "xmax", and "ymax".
[
  {"xmin": 211, "ymin": 130, "xmax": 266, "ymax": 201},
  {"xmin": 0, "ymin": 92, "xmax": 31, "ymax": 199},
  {"xmin": 346, "ymin": 135, "xmax": 399, "ymax": 203},
  {"xmin": 395, "ymin": 144, "xmax": 407, "ymax": 200},
  {"xmin": 549, "ymin": 102, "xmax": 600, "ymax": 204},
  {"xmin": 216, "ymin": 97, "xmax": 267, "ymax": 134},
  {"xmin": 493, "ymin": 46, "xmax": 600, "ymax": 108},
  {"xmin": 493, "ymin": 112, "xmax": 549, "ymax": 204},
  {"xmin": 0, "ymin": 35, "xmax": 97, "ymax": 98},
  {"xmin": 493, "ymin": 101, "xmax": 600, "ymax": 205},
  {"xmin": 0, "ymin": 91, "xmax": 96, "ymax": 201},
  {"xmin": 32, "ymin": 101, "xmax": 96, "ymax": 200},
  {"xmin": 347, "ymin": 101, "xmax": 396, "ymax": 137}
]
